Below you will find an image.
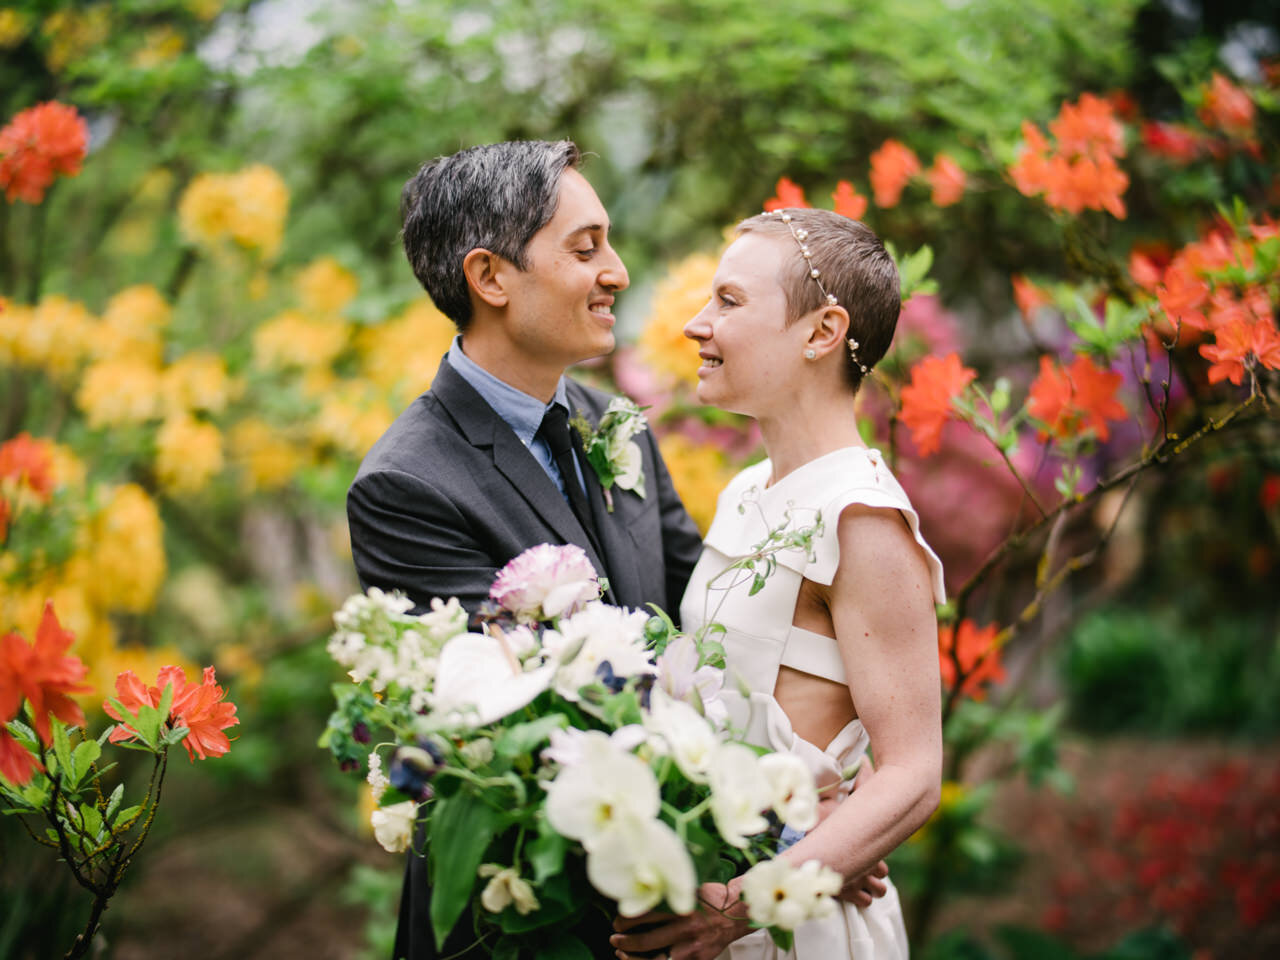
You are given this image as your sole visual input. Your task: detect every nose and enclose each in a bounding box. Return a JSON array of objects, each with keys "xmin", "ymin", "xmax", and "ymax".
[
  {"xmin": 683, "ymin": 300, "xmax": 713, "ymax": 341},
  {"xmin": 599, "ymin": 243, "xmax": 629, "ymax": 292}
]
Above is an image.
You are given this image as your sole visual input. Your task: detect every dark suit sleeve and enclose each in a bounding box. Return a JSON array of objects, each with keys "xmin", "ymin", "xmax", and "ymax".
[
  {"xmin": 347, "ymin": 467, "xmax": 498, "ymax": 614},
  {"xmin": 642, "ymin": 431, "xmax": 704, "ymax": 619}
]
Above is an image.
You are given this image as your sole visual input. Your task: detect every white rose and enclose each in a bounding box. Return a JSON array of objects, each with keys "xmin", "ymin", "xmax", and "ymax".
[{"xmin": 370, "ymin": 800, "xmax": 417, "ymax": 853}]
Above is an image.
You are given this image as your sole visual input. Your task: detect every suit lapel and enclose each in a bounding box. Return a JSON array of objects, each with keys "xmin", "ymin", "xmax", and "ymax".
[{"xmin": 432, "ymin": 360, "xmax": 615, "ymax": 592}]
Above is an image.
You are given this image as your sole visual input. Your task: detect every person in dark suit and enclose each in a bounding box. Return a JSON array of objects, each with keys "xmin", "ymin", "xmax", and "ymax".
[{"xmin": 347, "ymin": 140, "xmax": 704, "ymax": 960}]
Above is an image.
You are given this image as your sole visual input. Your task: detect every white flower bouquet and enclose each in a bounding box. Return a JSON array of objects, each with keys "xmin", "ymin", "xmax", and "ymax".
[{"xmin": 323, "ymin": 542, "xmax": 841, "ymax": 958}]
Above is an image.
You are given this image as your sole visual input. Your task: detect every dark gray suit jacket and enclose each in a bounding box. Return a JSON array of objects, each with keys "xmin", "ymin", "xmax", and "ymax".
[
  {"xmin": 348, "ymin": 356, "xmax": 702, "ymax": 617},
  {"xmin": 348, "ymin": 357, "xmax": 703, "ymax": 960}
]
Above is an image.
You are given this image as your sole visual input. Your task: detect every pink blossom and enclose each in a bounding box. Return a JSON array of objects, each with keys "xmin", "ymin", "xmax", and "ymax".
[{"xmin": 490, "ymin": 544, "xmax": 599, "ymax": 623}]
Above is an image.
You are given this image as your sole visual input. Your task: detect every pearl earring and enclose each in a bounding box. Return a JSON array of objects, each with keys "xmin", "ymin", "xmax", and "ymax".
[{"xmin": 804, "ymin": 348, "xmax": 816, "ymax": 360}]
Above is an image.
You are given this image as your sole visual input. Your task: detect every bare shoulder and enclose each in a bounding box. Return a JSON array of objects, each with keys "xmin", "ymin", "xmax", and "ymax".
[{"xmin": 827, "ymin": 503, "xmax": 936, "ymax": 631}]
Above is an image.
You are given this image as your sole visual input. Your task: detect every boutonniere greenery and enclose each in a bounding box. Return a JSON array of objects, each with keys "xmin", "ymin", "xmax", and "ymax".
[{"xmin": 571, "ymin": 397, "xmax": 648, "ymax": 511}]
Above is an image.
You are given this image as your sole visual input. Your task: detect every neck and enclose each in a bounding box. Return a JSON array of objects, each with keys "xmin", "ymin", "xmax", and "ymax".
[
  {"xmin": 755, "ymin": 387, "xmax": 864, "ymax": 485},
  {"xmin": 459, "ymin": 329, "xmax": 564, "ymax": 403}
]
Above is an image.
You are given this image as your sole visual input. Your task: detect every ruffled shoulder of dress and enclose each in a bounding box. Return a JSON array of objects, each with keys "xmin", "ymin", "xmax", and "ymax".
[{"xmin": 704, "ymin": 448, "xmax": 946, "ymax": 603}]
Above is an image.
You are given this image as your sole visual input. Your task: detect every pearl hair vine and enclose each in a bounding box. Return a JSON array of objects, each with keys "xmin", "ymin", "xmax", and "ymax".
[{"xmin": 767, "ymin": 210, "xmax": 869, "ymax": 376}]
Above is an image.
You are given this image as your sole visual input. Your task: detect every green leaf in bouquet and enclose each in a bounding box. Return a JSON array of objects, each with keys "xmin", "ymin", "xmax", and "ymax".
[
  {"xmin": 533, "ymin": 935, "xmax": 592, "ymax": 960},
  {"xmin": 428, "ymin": 792, "xmax": 507, "ymax": 950},
  {"xmin": 491, "ymin": 937, "xmax": 520, "ymax": 960},
  {"xmin": 766, "ymin": 927, "xmax": 795, "ymax": 951},
  {"xmin": 495, "ymin": 715, "xmax": 569, "ymax": 759},
  {"xmin": 527, "ymin": 821, "xmax": 570, "ymax": 884},
  {"xmin": 683, "ymin": 821, "xmax": 724, "ymax": 877}
]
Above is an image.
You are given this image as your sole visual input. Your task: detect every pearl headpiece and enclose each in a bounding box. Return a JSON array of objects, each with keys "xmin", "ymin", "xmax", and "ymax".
[{"xmin": 768, "ymin": 210, "xmax": 868, "ymax": 376}]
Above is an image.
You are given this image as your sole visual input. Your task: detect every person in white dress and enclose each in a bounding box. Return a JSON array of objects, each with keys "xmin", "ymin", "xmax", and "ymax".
[{"xmin": 612, "ymin": 209, "xmax": 946, "ymax": 960}]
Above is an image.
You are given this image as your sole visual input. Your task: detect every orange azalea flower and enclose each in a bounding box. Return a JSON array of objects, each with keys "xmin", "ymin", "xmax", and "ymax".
[
  {"xmin": 1043, "ymin": 153, "xmax": 1128, "ymax": 219},
  {"xmin": 898, "ymin": 352, "xmax": 977, "ymax": 456},
  {"xmin": 1205, "ymin": 285, "xmax": 1270, "ymax": 333},
  {"xmin": 0, "ymin": 101, "xmax": 89, "ymax": 204},
  {"xmin": 1010, "ymin": 121, "xmax": 1052, "ymax": 197},
  {"xmin": 938, "ymin": 620, "xmax": 1005, "ymax": 700},
  {"xmin": 1199, "ymin": 73, "xmax": 1255, "ymax": 137},
  {"xmin": 869, "ymin": 139, "xmax": 920, "ymax": 208},
  {"xmin": 831, "ymin": 180, "xmax": 867, "ymax": 220},
  {"xmin": 1027, "ymin": 354, "xmax": 1127, "ymax": 443},
  {"xmin": 1199, "ymin": 316, "xmax": 1280, "ymax": 386},
  {"xmin": 1155, "ymin": 262, "xmax": 1210, "ymax": 331},
  {"xmin": 0, "ymin": 432, "xmax": 55, "ymax": 500},
  {"xmin": 1050, "ymin": 92, "xmax": 1125, "ymax": 161},
  {"xmin": 105, "ymin": 664, "xmax": 238, "ymax": 761},
  {"xmin": 0, "ymin": 603, "xmax": 90, "ymax": 745},
  {"xmin": 927, "ymin": 153, "xmax": 966, "ymax": 207},
  {"xmin": 0, "ymin": 495, "xmax": 9, "ymax": 541},
  {"xmin": 0, "ymin": 727, "xmax": 41, "ymax": 785},
  {"xmin": 1012, "ymin": 275, "xmax": 1051, "ymax": 320},
  {"xmin": 763, "ymin": 176, "xmax": 808, "ymax": 212}
]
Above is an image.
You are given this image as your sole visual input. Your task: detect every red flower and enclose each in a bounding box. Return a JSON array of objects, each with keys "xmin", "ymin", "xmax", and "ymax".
[
  {"xmin": 1199, "ymin": 316, "xmax": 1280, "ymax": 386},
  {"xmin": 105, "ymin": 664, "xmax": 239, "ymax": 761},
  {"xmin": 0, "ymin": 101, "xmax": 89, "ymax": 204},
  {"xmin": 868, "ymin": 139, "xmax": 920, "ymax": 208},
  {"xmin": 1012, "ymin": 275, "xmax": 1051, "ymax": 320},
  {"xmin": 926, "ymin": 153, "xmax": 966, "ymax": 207},
  {"xmin": 1155, "ymin": 262, "xmax": 1210, "ymax": 332},
  {"xmin": 0, "ymin": 432, "xmax": 56, "ymax": 501},
  {"xmin": 1199, "ymin": 73, "xmax": 1255, "ymax": 137},
  {"xmin": 0, "ymin": 496, "xmax": 9, "ymax": 543},
  {"xmin": 1027, "ymin": 354, "xmax": 1127, "ymax": 443},
  {"xmin": 1142, "ymin": 121, "xmax": 1202, "ymax": 164},
  {"xmin": 938, "ymin": 620, "xmax": 1005, "ymax": 699},
  {"xmin": 0, "ymin": 603, "xmax": 90, "ymax": 745},
  {"xmin": 1261, "ymin": 475, "xmax": 1280, "ymax": 513},
  {"xmin": 0, "ymin": 727, "xmax": 42, "ymax": 785},
  {"xmin": 831, "ymin": 180, "xmax": 867, "ymax": 220},
  {"xmin": 898, "ymin": 353, "xmax": 977, "ymax": 456},
  {"xmin": 763, "ymin": 176, "xmax": 808, "ymax": 212}
]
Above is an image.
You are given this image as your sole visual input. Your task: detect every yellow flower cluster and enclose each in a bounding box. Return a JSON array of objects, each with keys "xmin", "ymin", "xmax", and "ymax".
[
  {"xmin": 639, "ymin": 252, "xmax": 718, "ymax": 389},
  {"xmin": 0, "ymin": 9, "xmax": 29, "ymax": 48},
  {"xmin": 95, "ymin": 284, "xmax": 170, "ymax": 365},
  {"xmin": 0, "ymin": 296, "xmax": 96, "ymax": 381},
  {"xmin": 296, "ymin": 256, "xmax": 359, "ymax": 315},
  {"xmin": 178, "ymin": 164, "xmax": 290, "ymax": 258},
  {"xmin": 254, "ymin": 309, "xmax": 349, "ymax": 371},
  {"xmin": 312, "ymin": 384, "xmax": 395, "ymax": 459},
  {"xmin": 357, "ymin": 298, "xmax": 456, "ymax": 406},
  {"xmin": 229, "ymin": 418, "xmax": 307, "ymax": 492},
  {"xmin": 161, "ymin": 351, "xmax": 233, "ymax": 416},
  {"xmin": 132, "ymin": 25, "xmax": 184, "ymax": 69},
  {"xmin": 77, "ymin": 357, "xmax": 164, "ymax": 427},
  {"xmin": 155, "ymin": 415, "xmax": 224, "ymax": 494},
  {"xmin": 656, "ymin": 432, "xmax": 737, "ymax": 534},
  {"xmin": 41, "ymin": 5, "xmax": 110, "ymax": 71},
  {"xmin": 84, "ymin": 484, "xmax": 167, "ymax": 613}
]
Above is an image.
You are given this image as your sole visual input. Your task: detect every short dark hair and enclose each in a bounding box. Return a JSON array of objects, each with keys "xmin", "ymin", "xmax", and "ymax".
[
  {"xmin": 400, "ymin": 140, "xmax": 582, "ymax": 331},
  {"xmin": 736, "ymin": 209, "xmax": 900, "ymax": 392}
]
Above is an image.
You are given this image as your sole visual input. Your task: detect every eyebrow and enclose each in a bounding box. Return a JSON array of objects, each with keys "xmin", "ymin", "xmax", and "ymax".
[{"xmin": 564, "ymin": 222, "xmax": 608, "ymax": 241}]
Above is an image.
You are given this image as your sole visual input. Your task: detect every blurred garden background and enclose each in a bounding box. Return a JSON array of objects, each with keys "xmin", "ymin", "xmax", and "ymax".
[{"xmin": 2, "ymin": 0, "xmax": 1278, "ymax": 957}]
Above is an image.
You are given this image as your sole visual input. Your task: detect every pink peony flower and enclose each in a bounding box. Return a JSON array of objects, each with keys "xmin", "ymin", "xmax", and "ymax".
[{"xmin": 490, "ymin": 544, "xmax": 599, "ymax": 622}]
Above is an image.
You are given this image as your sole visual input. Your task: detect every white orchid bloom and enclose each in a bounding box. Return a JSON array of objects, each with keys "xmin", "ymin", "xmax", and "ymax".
[
  {"xmin": 654, "ymin": 634, "xmax": 727, "ymax": 727},
  {"xmin": 370, "ymin": 800, "xmax": 417, "ymax": 854},
  {"xmin": 585, "ymin": 816, "xmax": 697, "ymax": 917},
  {"xmin": 740, "ymin": 858, "xmax": 841, "ymax": 930},
  {"xmin": 612, "ymin": 440, "xmax": 644, "ymax": 492},
  {"xmin": 430, "ymin": 632, "xmax": 555, "ymax": 727},
  {"xmin": 542, "ymin": 724, "xmax": 646, "ymax": 769},
  {"xmin": 707, "ymin": 743, "xmax": 771, "ymax": 847},
  {"xmin": 643, "ymin": 689, "xmax": 719, "ymax": 783},
  {"xmin": 759, "ymin": 752, "xmax": 820, "ymax": 831},
  {"xmin": 478, "ymin": 863, "xmax": 540, "ymax": 915},
  {"xmin": 544, "ymin": 732, "xmax": 659, "ymax": 848}
]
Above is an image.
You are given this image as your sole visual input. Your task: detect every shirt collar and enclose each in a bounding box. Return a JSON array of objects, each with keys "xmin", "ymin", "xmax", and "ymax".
[{"xmin": 446, "ymin": 337, "xmax": 569, "ymax": 445}]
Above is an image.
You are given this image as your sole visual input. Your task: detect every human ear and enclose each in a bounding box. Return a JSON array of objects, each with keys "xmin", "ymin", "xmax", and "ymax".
[
  {"xmin": 806, "ymin": 304, "xmax": 851, "ymax": 359},
  {"xmin": 462, "ymin": 248, "xmax": 508, "ymax": 308}
]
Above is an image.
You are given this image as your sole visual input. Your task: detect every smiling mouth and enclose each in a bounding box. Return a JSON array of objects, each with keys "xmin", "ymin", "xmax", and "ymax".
[{"xmin": 702, "ymin": 357, "xmax": 722, "ymax": 368}]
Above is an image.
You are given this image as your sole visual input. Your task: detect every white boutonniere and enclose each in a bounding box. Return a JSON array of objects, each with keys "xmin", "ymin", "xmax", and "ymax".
[{"xmin": 571, "ymin": 397, "xmax": 648, "ymax": 512}]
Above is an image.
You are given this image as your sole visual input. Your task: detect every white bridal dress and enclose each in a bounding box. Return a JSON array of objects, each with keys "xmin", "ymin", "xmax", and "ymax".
[{"xmin": 679, "ymin": 447, "xmax": 947, "ymax": 960}]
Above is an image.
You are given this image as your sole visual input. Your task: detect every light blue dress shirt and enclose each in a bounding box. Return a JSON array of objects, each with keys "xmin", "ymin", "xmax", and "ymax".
[{"xmin": 446, "ymin": 338, "xmax": 586, "ymax": 500}]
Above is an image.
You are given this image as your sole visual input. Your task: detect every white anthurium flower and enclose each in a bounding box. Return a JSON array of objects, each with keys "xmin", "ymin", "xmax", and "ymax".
[
  {"xmin": 542, "ymin": 724, "xmax": 646, "ymax": 769},
  {"xmin": 643, "ymin": 689, "xmax": 719, "ymax": 783},
  {"xmin": 655, "ymin": 634, "xmax": 728, "ymax": 727},
  {"xmin": 707, "ymin": 743, "xmax": 771, "ymax": 847},
  {"xmin": 370, "ymin": 800, "xmax": 417, "ymax": 854},
  {"xmin": 586, "ymin": 816, "xmax": 697, "ymax": 917},
  {"xmin": 545, "ymin": 731, "xmax": 659, "ymax": 848},
  {"xmin": 759, "ymin": 752, "xmax": 820, "ymax": 832},
  {"xmin": 477, "ymin": 863, "xmax": 540, "ymax": 915},
  {"xmin": 612, "ymin": 440, "xmax": 644, "ymax": 493},
  {"xmin": 740, "ymin": 858, "xmax": 842, "ymax": 930},
  {"xmin": 541, "ymin": 602, "xmax": 654, "ymax": 702},
  {"xmin": 430, "ymin": 632, "xmax": 555, "ymax": 727}
]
